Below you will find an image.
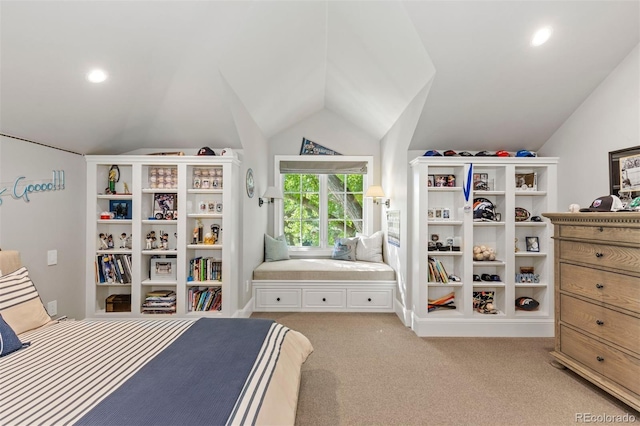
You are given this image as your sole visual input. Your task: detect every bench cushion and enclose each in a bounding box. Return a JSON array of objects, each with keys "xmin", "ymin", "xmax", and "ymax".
[{"xmin": 253, "ymin": 259, "xmax": 396, "ymax": 281}]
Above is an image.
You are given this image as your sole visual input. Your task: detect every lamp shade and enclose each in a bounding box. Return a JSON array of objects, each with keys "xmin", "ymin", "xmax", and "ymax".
[
  {"xmin": 365, "ymin": 185, "xmax": 385, "ymax": 198},
  {"xmin": 262, "ymin": 186, "xmax": 283, "ymax": 199}
]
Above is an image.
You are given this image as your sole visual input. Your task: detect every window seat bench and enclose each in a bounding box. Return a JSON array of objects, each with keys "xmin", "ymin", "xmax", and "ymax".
[{"xmin": 252, "ymin": 258, "xmax": 397, "ymax": 312}]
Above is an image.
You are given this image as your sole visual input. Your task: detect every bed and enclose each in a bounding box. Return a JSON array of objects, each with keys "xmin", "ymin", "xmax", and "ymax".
[{"xmin": 0, "ymin": 251, "xmax": 313, "ymax": 426}]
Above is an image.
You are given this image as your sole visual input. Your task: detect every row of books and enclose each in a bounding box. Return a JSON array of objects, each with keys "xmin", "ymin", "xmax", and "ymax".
[
  {"xmin": 142, "ymin": 289, "xmax": 176, "ymax": 314},
  {"xmin": 188, "ymin": 286, "xmax": 222, "ymax": 311},
  {"xmin": 428, "ymin": 257, "xmax": 450, "ymax": 283},
  {"xmin": 96, "ymin": 254, "xmax": 132, "ymax": 284},
  {"xmin": 189, "ymin": 257, "xmax": 222, "ymax": 282}
]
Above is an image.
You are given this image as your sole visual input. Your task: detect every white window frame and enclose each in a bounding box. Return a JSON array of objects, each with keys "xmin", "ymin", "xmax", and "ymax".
[{"xmin": 273, "ymin": 155, "xmax": 375, "ymax": 257}]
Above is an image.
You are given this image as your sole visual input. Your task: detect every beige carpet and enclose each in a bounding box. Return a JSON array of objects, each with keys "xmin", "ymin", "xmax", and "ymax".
[{"xmin": 251, "ymin": 312, "xmax": 638, "ymax": 426}]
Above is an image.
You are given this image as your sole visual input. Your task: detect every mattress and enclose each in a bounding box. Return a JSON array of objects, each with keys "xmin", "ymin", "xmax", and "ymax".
[
  {"xmin": 0, "ymin": 318, "xmax": 313, "ymax": 426},
  {"xmin": 253, "ymin": 258, "xmax": 396, "ymax": 281}
]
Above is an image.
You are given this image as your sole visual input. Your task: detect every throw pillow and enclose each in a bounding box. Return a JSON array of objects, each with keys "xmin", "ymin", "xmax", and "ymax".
[
  {"xmin": 331, "ymin": 237, "xmax": 359, "ymax": 261},
  {"xmin": 0, "ymin": 313, "xmax": 30, "ymax": 357},
  {"xmin": 0, "ymin": 267, "xmax": 53, "ymax": 334},
  {"xmin": 264, "ymin": 234, "xmax": 290, "ymax": 262},
  {"xmin": 355, "ymin": 231, "xmax": 384, "ymax": 263}
]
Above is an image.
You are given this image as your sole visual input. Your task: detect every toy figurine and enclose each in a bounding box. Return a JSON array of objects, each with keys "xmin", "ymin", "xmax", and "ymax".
[
  {"xmin": 120, "ymin": 233, "xmax": 127, "ymax": 248},
  {"xmin": 99, "ymin": 233, "xmax": 108, "ymax": 250},
  {"xmin": 146, "ymin": 234, "xmax": 153, "ymax": 250},
  {"xmin": 107, "ymin": 234, "xmax": 114, "ymax": 249},
  {"xmin": 107, "ymin": 165, "xmax": 120, "ymax": 194}
]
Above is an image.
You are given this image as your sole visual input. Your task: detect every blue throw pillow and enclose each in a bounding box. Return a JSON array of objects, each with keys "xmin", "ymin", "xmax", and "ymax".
[
  {"xmin": 264, "ymin": 234, "xmax": 290, "ymax": 262},
  {"xmin": 0, "ymin": 313, "xmax": 30, "ymax": 357},
  {"xmin": 331, "ymin": 237, "xmax": 358, "ymax": 261}
]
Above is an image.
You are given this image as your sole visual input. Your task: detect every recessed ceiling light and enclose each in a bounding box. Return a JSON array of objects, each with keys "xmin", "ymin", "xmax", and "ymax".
[
  {"xmin": 87, "ymin": 69, "xmax": 108, "ymax": 83},
  {"xmin": 531, "ymin": 26, "xmax": 553, "ymax": 47}
]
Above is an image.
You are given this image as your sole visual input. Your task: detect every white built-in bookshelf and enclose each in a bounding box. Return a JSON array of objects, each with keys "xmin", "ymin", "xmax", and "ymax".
[
  {"xmin": 85, "ymin": 155, "xmax": 240, "ymax": 318},
  {"xmin": 410, "ymin": 156, "xmax": 558, "ymax": 337}
]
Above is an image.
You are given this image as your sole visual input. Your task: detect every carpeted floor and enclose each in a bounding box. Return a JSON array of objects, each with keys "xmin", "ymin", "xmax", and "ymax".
[{"xmin": 251, "ymin": 312, "xmax": 638, "ymax": 426}]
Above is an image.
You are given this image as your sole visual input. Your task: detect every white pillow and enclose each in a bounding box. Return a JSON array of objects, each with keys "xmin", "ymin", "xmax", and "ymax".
[
  {"xmin": 331, "ymin": 237, "xmax": 359, "ymax": 261},
  {"xmin": 356, "ymin": 231, "xmax": 384, "ymax": 263}
]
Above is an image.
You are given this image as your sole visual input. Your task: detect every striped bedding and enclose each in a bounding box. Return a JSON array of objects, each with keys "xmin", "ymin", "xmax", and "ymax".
[{"xmin": 0, "ymin": 318, "xmax": 312, "ymax": 426}]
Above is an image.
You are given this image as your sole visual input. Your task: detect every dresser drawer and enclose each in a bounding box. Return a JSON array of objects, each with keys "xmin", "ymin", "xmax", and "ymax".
[
  {"xmin": 254, "ymin": 289, "xmax": 301, "ymax": 309},
  {"xmin": 560, "ymin": 325, "xmax": 640, "ymax": 395},
  {"xmin": 347, "ymin": 289, "xmax": 393, "ymax": 309},
  {"xmin": 560, "ymin": 224, "xmax": 640, "ymax": 245},
  {"xmin": 559, "ymin": 240, "xmax": 640, "ymax": 273},
  {"xmin": 560, "ymin": 295, "xmax": 640, "ymax": 354},
  {"xmin": 303, "ymin": 289, "xmax": 346, "ymax": 308},
  {"xmin": 560, "ymin": 263, "xmax": 640, "ymax": 313}
]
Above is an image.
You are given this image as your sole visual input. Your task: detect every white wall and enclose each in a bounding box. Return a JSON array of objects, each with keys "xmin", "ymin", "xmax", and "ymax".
[
  {"xmin": 0, "ymin": 136, "xmax": 86, "ymax": 320},
  {"xmin": 539, "ymin": 44, "xmax": 639, "ymax": 210},
  {"xmin": 380, "ymin": 81, "xmax": 432, "ymax": 324},
  {"xmin": 222, "ymin": 75, "xmax": 270, "ymax": 312}
]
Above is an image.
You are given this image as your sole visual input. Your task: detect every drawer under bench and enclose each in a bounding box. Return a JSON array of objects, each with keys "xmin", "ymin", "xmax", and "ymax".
[{"xmin": 253, "ymin": 280, "xmax": 396, "ymax": 312}]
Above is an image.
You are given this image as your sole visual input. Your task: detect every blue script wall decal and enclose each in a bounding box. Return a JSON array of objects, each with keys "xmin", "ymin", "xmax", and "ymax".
[{"xmin": 0, "ymin": 170, "xmax": 65, "ymax": 205}]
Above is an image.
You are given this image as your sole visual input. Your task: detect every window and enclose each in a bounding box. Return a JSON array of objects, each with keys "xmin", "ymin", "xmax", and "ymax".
[
  {"xmin": 283, "ymin": 173, "xmax": 363, "ymax": 247},
  {"xmin": 275, "ymin": 155, "xmax": 374, "ymax": 252}
]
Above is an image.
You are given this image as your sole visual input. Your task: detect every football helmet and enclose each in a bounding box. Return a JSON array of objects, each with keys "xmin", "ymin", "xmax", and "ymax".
[{"xmin": 473, "ymin": 197, "xmax": 497, "ymax": 221}]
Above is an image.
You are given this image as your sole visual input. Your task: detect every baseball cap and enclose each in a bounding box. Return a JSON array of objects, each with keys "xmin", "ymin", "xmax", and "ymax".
[
  {"xmin": 475, "ymin": 151, "xmax": 493, "ymax": 157},
  {"xmin": 516, "ymin": 150, "xmax": 536, "ymax": 157},
  {"xmin": 423, "ymin": 150, "xmax": 442, "ymax": 156},
  {"xmin": 579, "ymin": 195, "xmax": 624, "ymax": 212},
  {"xmin": 443, "ymin": 150, "xmax": 458, "ymax": 156},
  {"xmin": 458, "ymin": 151, "xmax": 473, "ymax": 157},
  {"xmin": 515, "ymin": 297, "xmax": 539, "ymax": 311},
  {"xmin": 197, "ymin": 147, "xmax": 216, "ymax": 156},
  {"xmin": 496, "ymin": 150, "xmax": 510, "ymax": 157}
]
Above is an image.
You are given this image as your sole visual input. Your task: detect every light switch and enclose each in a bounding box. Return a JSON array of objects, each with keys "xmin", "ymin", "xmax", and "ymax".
[{"xmin": 47, "ymin": 250, "xmax": 57, "ymax": 266}]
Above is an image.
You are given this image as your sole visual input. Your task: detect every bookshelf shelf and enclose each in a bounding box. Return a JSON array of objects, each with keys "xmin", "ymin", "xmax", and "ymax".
[
  {"xmin": 86, "ymin": 155, "xmax": 240, "ymax": 319},
  {"xmin": 411, "ymin": 156, "xmax": 557, "ymax": 337}
]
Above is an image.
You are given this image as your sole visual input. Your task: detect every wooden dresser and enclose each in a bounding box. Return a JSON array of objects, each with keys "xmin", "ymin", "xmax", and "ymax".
[{"xmin": 544, "ymin": 212, "xmax": 640, "ymax": 411}]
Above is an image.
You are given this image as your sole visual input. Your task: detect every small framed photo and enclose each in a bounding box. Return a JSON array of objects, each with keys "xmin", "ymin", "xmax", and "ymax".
[
  {"xmin": 473, "ymin": 173, "xmax": 490, "ymax": 191},
  {"xmin": 428, "ymin": 175, "xmax": 435, "ymax": 187},
  {"xmin": 153, "ymin": 193, "xmax": 177, "ymax": 220},
  {"xmin": 150, "ymin": 257, "xmax": 177, "ymax": 281},
  {"xmin": 109, "ymin": 200, "xmax": 132, "ymax": 219},
  {"xmin": 515, "ymin": 173, "xmax": 537, "ymax": 191},
  {"xmin": 428, "ymin": 208, "xmax": 435, "ymax": 219},
  {"xmin": 434, "ymin": 175, "xmax": 456, "ymax": 187},
  {"xmin": 526, "ymin": 236, "xmax": 540, "ymax": 252}
]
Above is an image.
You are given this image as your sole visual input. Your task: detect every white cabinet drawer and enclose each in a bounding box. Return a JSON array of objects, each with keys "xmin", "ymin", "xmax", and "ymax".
[
  {"xmin": 303, "ymin": 289, "xmax": 346, "ymax": 308},
  {"xmin": 348, "ymin": 289, "xmax": 393, "ymax": 308},
  {"xmin": 255, "ymin": 289, "xmax": 301, "ymax": 309}
]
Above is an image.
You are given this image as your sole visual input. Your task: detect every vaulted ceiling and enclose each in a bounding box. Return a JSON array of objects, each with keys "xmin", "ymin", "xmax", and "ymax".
[{"xmin": 1, "ymin": 1, "xmax": 638, "ymax": 155}]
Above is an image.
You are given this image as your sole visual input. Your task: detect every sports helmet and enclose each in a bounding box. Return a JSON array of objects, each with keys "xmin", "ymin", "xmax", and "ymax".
[
  {"xmin": 423, "ymin": 150, "xmax": 442, "ymax": 157},
  {"xmin": 473, "ymin": 197, "xmax": 497, "ymax": 221},
  {"xmin": 516, "ymin": 150, "xmax": 536, "ymax": 157}
]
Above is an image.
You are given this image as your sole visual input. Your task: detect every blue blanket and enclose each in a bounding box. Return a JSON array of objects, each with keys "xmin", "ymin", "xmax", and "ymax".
[{"xmin": 76, "ymin": 318, "xmax": 280, "ymax": 426}]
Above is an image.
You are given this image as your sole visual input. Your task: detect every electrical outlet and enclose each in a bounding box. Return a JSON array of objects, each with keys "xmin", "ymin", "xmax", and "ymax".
[
  {"xmin": 47, "ymin": 250, "xmax": 58, "ymax": 266},
  {"xmin": 47, "ymin": 300, "xmax": 57, "ymax": 316}
]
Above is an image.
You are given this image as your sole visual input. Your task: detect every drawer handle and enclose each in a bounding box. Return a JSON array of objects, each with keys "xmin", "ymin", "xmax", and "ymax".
[
  {"xmin": 596, "ymin": 356, "xmax": 604, "ymax": 362},
  {"xmin": 595, "ymin": 252, "xmax": 604, "ymax": 258},
  {"xmin": 322, "ymin": 298, "xmax": 326, "ymax": 302},
  {"xmin": 595, "ymin": 283, "xmax": 604, "ymax": 289},
  {"xmin": 596, "ymin": 320, "xmax": 604, "ymax": 326},
  {"xmin": 367, "ymin": 298, "xmax": 372, "ymax": 302},
  {"xmin": 598, "ymin": 227, "xmax": 603, "ymax": 232},
  {"xmin": 276, "ymin": 297, "xmax": 281, "ymax": 302}
]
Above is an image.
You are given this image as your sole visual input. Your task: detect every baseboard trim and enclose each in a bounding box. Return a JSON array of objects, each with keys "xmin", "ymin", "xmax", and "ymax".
[{"xmin": 411, "ymin": 315, "xmax": 554, "ymax": 337}]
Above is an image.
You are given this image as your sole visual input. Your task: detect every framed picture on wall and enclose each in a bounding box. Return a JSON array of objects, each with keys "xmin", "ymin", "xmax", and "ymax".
[{"xmin": 609, "ymin": 146, "xmax": 640, "ymax": 197}]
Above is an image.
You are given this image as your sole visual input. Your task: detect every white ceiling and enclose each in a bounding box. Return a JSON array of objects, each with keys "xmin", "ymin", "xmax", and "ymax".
[{"xmin": 1, "ymin": 1, "xmax": 638, "ymax": 155}]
